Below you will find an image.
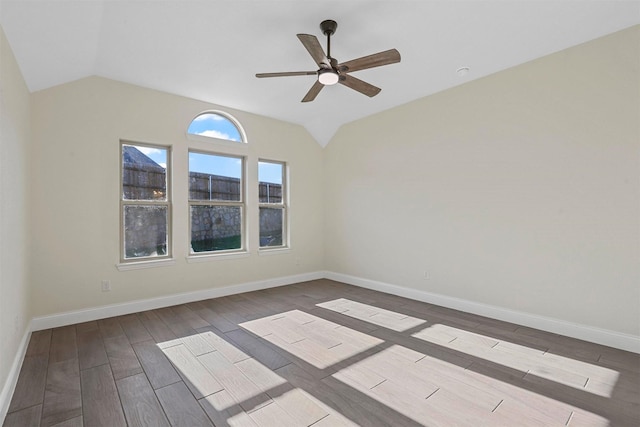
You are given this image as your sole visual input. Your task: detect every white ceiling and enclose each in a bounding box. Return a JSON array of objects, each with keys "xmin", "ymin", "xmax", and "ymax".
[{"xmin": 1, "ymin": 1, "xmax": 638, "ymax": 146}]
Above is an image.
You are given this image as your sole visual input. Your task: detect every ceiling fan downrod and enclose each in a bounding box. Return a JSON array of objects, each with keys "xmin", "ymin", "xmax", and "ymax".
[{"xmin": 320, "ymin": 20, "xmax": 337, "ymax": 60}]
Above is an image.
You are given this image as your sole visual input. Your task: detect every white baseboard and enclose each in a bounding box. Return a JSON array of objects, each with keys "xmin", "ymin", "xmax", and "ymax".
[
  {"xmin": 324, "ymin": 271, "xmax": 640, "ymax": 354},
  {"xmin": 30, "ymin": 269, "xmax": 640, "ymax": 352},
  {"xmin": 31, "ymin": 271, "xmax": 324, "ymax": 331},
  {"xmin": 4, "ymin": 268, "xmax": 638, "ymax": 422},
  {"xmin": 0, "ymin": 327, "xmax": 31, "ymax": 423}
]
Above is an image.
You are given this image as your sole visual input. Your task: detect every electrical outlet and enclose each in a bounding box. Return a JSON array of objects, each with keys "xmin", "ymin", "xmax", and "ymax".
[
  {"xmin": 423, "ymin": 271, "xmax": 430, "ymax": 280},
  {"xmin": 101, "ymin": 280, "xmax": 111, "ymax": 292}
]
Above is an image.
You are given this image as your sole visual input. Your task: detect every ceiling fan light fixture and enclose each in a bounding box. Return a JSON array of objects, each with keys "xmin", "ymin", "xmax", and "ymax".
[{"xmin": 318, "ymin": 69, "xmax": 339, "ymax": 85}]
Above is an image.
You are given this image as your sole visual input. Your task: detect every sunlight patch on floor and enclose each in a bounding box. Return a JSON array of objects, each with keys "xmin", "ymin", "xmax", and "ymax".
[
  {"xmin": 240, "ymin": 309, "xmax": 384, "ymax": 369},
  {"xmin": 159, "ymin": 327, "xmax": 349, "ymax": 425},
  {"xmin": 316, "ymin": 298, "xmax": 427, "ymax": 331},
  {"xmin": 411, "ymin": 323, "xmax": 620, "ymax": 397},
  {"xmin": 333, "ymin": 344, "xmax": 609, "ymax": 426},
  {"xmin": 154, "ymin": 304, "xmax": 616, "ymax": 427}
]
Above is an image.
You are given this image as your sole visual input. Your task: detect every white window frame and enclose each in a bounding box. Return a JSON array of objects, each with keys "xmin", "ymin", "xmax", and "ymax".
[
  {"xmin": 119, "ymin": 141, "xmax": 172, "ymax": 265},
  {"xmin": 258, "ymin": 159, "xmax": 288, "ymax": 251},
  {"xmin": 187, "ymin": 150, "xmax": 247, "ymax": 257}
]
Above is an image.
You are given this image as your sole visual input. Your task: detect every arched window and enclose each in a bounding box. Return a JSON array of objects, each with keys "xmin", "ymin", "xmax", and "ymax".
[{"xmin": 187, "ymin": 111, "xmax": 245, "ymax": 143}]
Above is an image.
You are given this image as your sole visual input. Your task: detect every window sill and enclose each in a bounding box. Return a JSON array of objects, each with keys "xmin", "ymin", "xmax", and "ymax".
[
  {"xmin": 186, "ymin": 251, "xmax": 250, "ymax": 263},
  {"xmin": 258, "ymin": 247, "xmax": 291, "ymax": 256},
  {"xmin": 116, "ymin": 258, "xmax": 176, "ymax": 271}
]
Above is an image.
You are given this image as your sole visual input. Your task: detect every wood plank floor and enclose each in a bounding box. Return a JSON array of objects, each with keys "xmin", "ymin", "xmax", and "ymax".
[{"xmin": 4, "ymin": 279, "xmax": 639, "ymax": 426}]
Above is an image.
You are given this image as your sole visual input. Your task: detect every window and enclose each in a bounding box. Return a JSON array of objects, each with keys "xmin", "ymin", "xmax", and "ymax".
[
  {"xmin": 187, "ymin": 112, "xmax": 244, "ymax": 143},
  {"xmin": 121, "ymin": 143, "xmax": 171, "ymax": 261},
  {"xmin": 259, "ymin": 160, "xmax": 287, "ymax": 248},
  {"xmin": 189, "ymin": 151, "xmax": 245, "ymax": 254}
]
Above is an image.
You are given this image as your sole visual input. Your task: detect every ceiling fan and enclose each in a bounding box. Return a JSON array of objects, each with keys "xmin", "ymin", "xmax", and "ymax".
[{"xmin": 256, "ymin": 19, "xmax": 401, "ymax": 102}]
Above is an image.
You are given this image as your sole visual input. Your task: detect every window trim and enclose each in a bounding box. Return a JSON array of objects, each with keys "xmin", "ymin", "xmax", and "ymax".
[
  {"xmin": 187, "ymin": 150, "xmax": 247, "ymax": 257},
  {"xmin": 119, "ymin": 140, "xmax": 173, "ymax": 265},
  {"xmin": 258, "ymin": 159, "xmax": 288, "ymax": 251},
  {"xmin": 116, "ymin": 258, "xmax": 177, "ymax": 271}
]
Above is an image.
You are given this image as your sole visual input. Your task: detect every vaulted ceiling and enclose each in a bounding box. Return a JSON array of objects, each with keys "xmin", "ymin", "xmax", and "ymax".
[{"xmin": 1, "ymin": 1, "xmax": 638, "ymax": 146}]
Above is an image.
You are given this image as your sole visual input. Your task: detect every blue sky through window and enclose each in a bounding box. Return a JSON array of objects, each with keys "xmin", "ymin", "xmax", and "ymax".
[
  {"xmin": 189, "ymin": 152, "xmax": 241, "ymax": 179},
  {"xmin": 188, "ymin": 113, "xmax": 242, "ymax": 142},
  {"xmin": 187, "ymin": 154, "xmax": 282, "ymax": 183},
  {"xmin": 134, "ymin": 145, "xmax": 167, "ymax": 168},
  {"xmin": 131, "ymin": 115, "xmax": 282, "ymax": 183},
  {"xmin": 259, "ymin": 161, "xmax": 283, "ymax": 185}
]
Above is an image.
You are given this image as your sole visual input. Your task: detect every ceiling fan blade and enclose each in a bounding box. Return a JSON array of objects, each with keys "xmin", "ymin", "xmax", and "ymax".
[
  {"xmin": 256, "ymin": 71, "xmax": 317, "ymax": 78},
  {"xmin": 338, "ymin": 48, "xmax": 401, "ymax": 73},
  {"xmin": 297, "ymin": 34, "xmax": 330, "ymax": 67},
  {"xmin": 301, "ymin": 80, "xmax": 324, "ymax": 102},
  {"xmin": 339, "ymin": 74, "xmax": 381, "ymax": 97}
]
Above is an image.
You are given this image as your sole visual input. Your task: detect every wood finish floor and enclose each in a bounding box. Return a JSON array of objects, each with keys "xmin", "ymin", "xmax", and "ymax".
[{"xmin": 4, "ymin": 279, "xmax": 640, "ymax": 426}]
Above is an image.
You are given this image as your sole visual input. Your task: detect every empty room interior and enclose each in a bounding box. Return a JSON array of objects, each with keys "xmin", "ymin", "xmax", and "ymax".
[{"xmin": 1, "ymin": 1, "xmax": 639, "ymax": 426}]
